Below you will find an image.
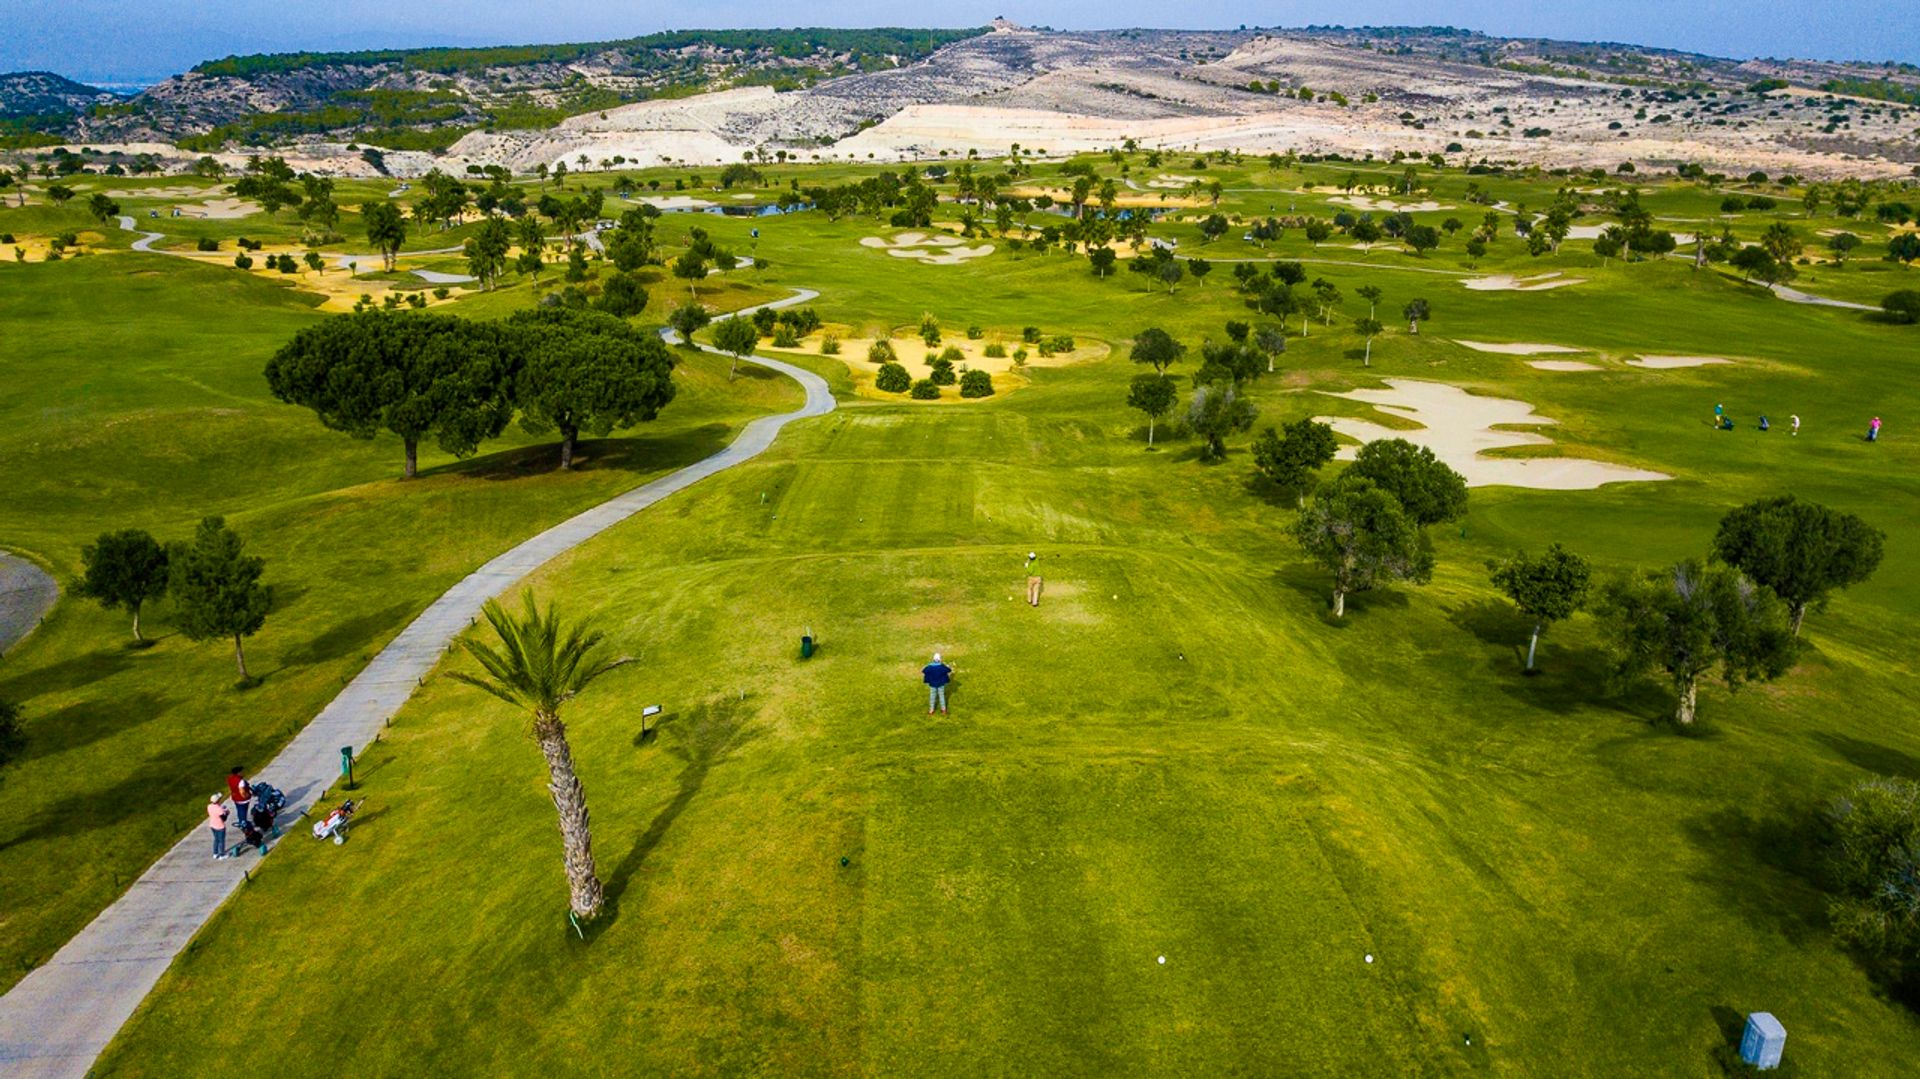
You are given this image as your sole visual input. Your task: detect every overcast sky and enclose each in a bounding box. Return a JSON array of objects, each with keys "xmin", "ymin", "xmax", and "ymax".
[{"xmin": 7, "ymin": 1, "xmax": 1917, "ymax": 84}]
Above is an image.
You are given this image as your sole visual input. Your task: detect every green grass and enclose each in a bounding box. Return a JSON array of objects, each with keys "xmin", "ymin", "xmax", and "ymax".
[
  {"xmin": 4, "ymin": 165, "xmax": 1920, "ymax": 1074},
  {"xmin": 0, "ymin": 246, "xmax": 798, "ymax": 991}
]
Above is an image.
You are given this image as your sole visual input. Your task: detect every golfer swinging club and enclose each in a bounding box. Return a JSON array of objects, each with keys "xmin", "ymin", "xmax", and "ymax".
[
  {"xmin": 923, "ymin": 652, "xmax": 953, "ymax": 715},
  {"xmin": 1025, "ymin": 551, "xmax": 1043, "ymax": 607}
]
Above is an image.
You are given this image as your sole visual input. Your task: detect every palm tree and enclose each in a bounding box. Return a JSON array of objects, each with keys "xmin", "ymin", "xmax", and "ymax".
[{"xmin": 451, "ymin": 590, "xmax": 630, "ymax": 921}]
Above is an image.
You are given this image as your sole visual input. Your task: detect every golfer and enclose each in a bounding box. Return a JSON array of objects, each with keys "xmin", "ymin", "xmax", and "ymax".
[
  {"xmin": 922, "ymin": 652, "xmax": 953, "ymax": 715},
  {"xmin": 1025, "ymin": 551, "xmax": 1043, "ymax": 607},
  {"xmin": 1790, "ymin": 414, "xmax": 1800, "ymax": 436},
  {"xmin": 206, "ymin": 794, "xmax": 229, "ymax": 860}
]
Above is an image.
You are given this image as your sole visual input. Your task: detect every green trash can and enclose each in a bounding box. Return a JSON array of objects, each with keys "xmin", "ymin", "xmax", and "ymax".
[{"xmin": 800, "ymin": 626, "xmax": 815, "ymax": 659}]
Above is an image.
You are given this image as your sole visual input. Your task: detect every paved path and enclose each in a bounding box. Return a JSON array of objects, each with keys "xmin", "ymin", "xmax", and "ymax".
[
  {"xmin": 0, "ymin": 552, "xmax": 58, "ymax": 656},
  {"xmin": 0, "ymin": 289, "xmax": 831, "ymax": 1078},
  {"xmin": 1768, "ymin": 281, "xmax": 1877, "ymax": 311}
]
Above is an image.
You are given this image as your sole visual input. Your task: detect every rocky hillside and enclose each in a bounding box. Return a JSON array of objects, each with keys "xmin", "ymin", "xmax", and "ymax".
[{"xmin": 0, "ymin": 71, "xmax": 121, "ymax": 118}]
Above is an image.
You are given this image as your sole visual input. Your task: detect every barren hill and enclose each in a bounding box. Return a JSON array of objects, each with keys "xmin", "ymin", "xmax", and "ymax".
[{"xmin": 15, "ymin": 25, "xmax": 1920, "ymax": 178}]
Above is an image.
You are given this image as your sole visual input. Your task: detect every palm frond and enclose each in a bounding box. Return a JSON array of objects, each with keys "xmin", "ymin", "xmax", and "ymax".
[{"xmin": 451, "ymin": 590, "xmax": 630, "ymax": 720}]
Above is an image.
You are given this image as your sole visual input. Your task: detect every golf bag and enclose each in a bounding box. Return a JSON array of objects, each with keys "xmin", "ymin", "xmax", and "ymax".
[{"xmin": 311, "ymin": 798, "xmax": 359, "ymax": 845}]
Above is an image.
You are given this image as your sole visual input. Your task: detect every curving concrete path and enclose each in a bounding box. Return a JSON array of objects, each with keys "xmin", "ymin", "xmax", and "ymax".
[
  {"xmin": 0, "ymin": 552, "xmax": 58, "ymax": 656},
  {"xmin": 0, "ymin": 289, "xmax": 831, "ymax": 1078}
]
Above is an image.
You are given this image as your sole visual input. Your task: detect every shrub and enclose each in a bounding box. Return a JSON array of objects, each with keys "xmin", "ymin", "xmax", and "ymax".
[
  {"xmin": 965, "ymin": 324, "xmax": 984, "ymax": 339},
  {"xmin": 939, "ymin": 345, "xmax": 964, "ymax": 363},
  {"xmin": 233, "ymin": 253, "xmax": 253, "ymax": 270},
  {"xmin": 1825, "ymin": 777, "xmax": 1920, "ymax": 986},
  {"xmin": 1022, "ymin": 325, "xmax": 1042, "ymax": 343},
  {"xmin": 1012, "ymin": 348, "xmax": 1029, "ymax": 366},
  {"xmin": 195, "ymin": 237, "xmax": 219, "ymax": 251},
  {"xmin": 751, "ymin": 306, "xmax": 777, "ymax": 335},
  {"xmin": 1048, "ymin": 334, "xmax": 1075, "ymax": 353},
  {"xmin": 407, "ymin": 292, "xmax": 427, "ymax": 308},
  {"xmin": 959, "ymin": 369, "xmax": 994, "ymax": 397},
  {"xmin": 0, "ymin": 232, "xmax": 11, "ymax": 244},
  {"xmin": 919, "ymin": 311, "xmax": 940, "ymax": 345},
  {"xmin": 875, "ymin": 361, "xmax": 911, "ymax": 393},
  {"xmin": 1883, "ymin": 290, "xmax": 1920, "ymax": 324},
  {"xmin": 771, "ymin": 326, "xmax": 800, "ymax": 348},
  {"xmin": 433, "ymin": 287, "xmax": 450, "ymax": 300},
  {"xmin": 868, "ymin": 339, "xmax": 898, "ymax": 363},
  {"xmin": 910, "ymin": 378, "xmax": 941, "ymax": 399},
  {"xmin": 983, "ymin": 342, "xmax": 1008, "ymax": 358},
  {"xmin": 929, "ymin": 358, "xmax": 957, "ymax": 385},
  {"xmin": 820, "ymin": 334, "xmax": 841, "ymax": 355},
  {"xmin": 237, "ymin": 236, "xmax": 262, "ymax": 251}
]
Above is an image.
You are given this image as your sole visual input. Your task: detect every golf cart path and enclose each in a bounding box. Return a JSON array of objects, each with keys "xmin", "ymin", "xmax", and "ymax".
[
  {"xmin": 0, "ymin": 552, "xmax": 58, "ymax": 655},
  {"xmin": 0, "ymin": 290, "xmax": 830, "ymax": 1079}
]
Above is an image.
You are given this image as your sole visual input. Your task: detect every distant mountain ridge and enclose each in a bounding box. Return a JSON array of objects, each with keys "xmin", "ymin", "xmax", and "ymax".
[{"xmin": 0, "ymin": 71, "xmax": 123, "ymax": 118}]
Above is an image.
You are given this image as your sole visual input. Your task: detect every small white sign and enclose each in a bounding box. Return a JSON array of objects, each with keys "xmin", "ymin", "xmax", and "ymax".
[{"xmin": 642, "ymin": 705, "xmax": 662, "ymax": 718}]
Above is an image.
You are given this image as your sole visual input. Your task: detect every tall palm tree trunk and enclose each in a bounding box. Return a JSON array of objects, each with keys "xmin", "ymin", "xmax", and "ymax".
[{"xmin": 534, "ymin": 712, "xmax": 604, "ymax": 919}]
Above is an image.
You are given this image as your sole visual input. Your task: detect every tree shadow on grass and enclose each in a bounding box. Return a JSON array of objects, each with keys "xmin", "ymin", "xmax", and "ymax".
[
  {"xmin": 602, "ymin": 696, "xmax": 763, "ymax": 919},
  {"xmin": 1811, "ymin": 732, "xmax": 1920, "ymax": 781},
  {"xmin": 419, "ymin": 424, "xmax": 735, "ymax": 483},
  {"xmin": 277, "ymin": 602, "xmax": 412, "ymax": 669},
  {"xmin": 1680, "ymin": 801, "xmax": 1829, "ymax": 946},
  {"xmin": 17, "ymin": 690, "xmax": 173, "ymax": 764},
  {"xmin": 0, "ymin": 737, "xmax": 227, "ymax": 856},
  {"xmin": 0, "ymin": 645, "xmax": 143, "ymax": 700}
]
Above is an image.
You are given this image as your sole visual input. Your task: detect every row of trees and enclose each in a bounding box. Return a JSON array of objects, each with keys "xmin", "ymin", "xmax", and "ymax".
[
  {"xmin": 76, "ymin": 519, "xmax": 273, "ymax": 681},
  {"xmin": 265, "ymin": 308, "xmax": 677, "ymax": 475}
]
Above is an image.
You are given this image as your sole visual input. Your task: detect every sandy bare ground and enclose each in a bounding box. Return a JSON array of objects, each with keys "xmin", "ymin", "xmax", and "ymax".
[
  {"xmin": 4, "ymin": 230, "xmax": 108, "ymax": 262},
  {"xmin": 1327, "ymin": 195, "xmax": 1456, "ymax": 213},
  {"xmin": 1628, "ymin": 355, "xmax": 1736, "ymax": 369},
  {"xmin": 1318, "ymin": 378, "xmax": 1668, "ymax": 490},
  {"xmin": 1462, "ymin": 272, "xmax": 1586, "ymax": 292},
  {"xmin": 173, "ymin": 197, "xmax": 261, "ymax": 219},
  {"xmin": 1528, "ymin": 360, "xmax": 1604, "ymax": 372},
  {"xmin": 860, "ymin": 232, "xmax": 995, "ymax": 264},
  {"xmin": 1454, "ymin": 340, "xmax": 1583, "ymax": 355}
]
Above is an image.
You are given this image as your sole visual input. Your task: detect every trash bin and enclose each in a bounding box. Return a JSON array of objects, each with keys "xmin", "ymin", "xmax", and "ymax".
[{"xmin": 800, "ymin": 634, "xmax": 814, "ymax": 659}]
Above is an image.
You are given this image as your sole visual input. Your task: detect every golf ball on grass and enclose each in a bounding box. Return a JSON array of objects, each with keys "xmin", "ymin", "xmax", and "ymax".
[
  {"xmin": 1157, "ymin": 955, "xmax": 1166, "ymax": 965},
  {"xmin": 1365, "ymin": 954, "xmax": 1374, "ymax": 964}
]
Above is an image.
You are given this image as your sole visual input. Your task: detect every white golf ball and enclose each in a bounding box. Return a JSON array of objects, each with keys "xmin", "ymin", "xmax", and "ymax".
[
  {"xmin": 1365, "ymin": 954, "xmax": 1374, "ymax": 964},
  {"xmin": 1028, "ymin": 551, "xmax": 1037, "ymax": 559},
  {"xmin": 1157, "ymin": 955, "xmax": 1166, "ymax": 965}
]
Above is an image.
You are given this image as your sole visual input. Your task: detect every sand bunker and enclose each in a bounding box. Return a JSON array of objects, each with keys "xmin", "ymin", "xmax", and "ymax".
[
  {"xmin": 120, "ymin": 184, "xmax": 217, "ymax": 200},
  {"xmin": 860, "ymin": 231, "xmax": 994, "ymax": 264},
  {"xmin": 1146, "ymin": 173, "xmax": 1203, "ymax": 189},
  {"xmin": 1628, "ymin": 355, "xmax": 1734, "ymax": 369},
  {"xmin": 1455, "ymin": 340, "xmax": 1584, "ymax": 355},
  {"xmin": 1528, "ymin": 360, "xmax": 1604, "ymax": 372},
  {"xmin": 174, "ymin": 197, "xmax": 261, "ymax": 219},
  {"xmin": 1327, "ymin": 195, "xmax": 1455, "ymax": 213},
  {"xmin": 634, "ymin": 195, "xmax": 716, "ymax": 211},
  {"xmin": 1318, "ymin": 378, "xmax": 1667, "ymax": 490},
  {"xmin": 1462, "ymin": 272, "xmax": 1585, "ymax": 292}
]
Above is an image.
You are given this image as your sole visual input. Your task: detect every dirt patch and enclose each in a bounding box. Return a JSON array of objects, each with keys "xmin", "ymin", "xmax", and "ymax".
[
  {"xmin": 1454, "ymin": 340, "xmax": 1584, "ymax": 355},
  {"xmin": 1317, "ymin": 378, "xmax": 1667, "ymax": 490},
  {"xmin": 1462, "ymin": 272, "xmax": 1585, "ymax": 292},
  {"xmin": 1527, "ymin": 360, "xmax": 1604, "ymax": 372},
  {"xmin": 1628, "ymin": 355, "xmax": 1735, "ymax": 369}
]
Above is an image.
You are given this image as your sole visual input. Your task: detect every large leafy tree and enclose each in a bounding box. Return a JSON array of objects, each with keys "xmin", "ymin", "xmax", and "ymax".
[
  {"xmin": 1825, "ymin": 777, "xmax": 1920, "ymax": 988},
  {"xmin": 451, "ymin": 591, "xmax": 629, "ymax": 921},
  {"xmin": 1130, "ymin": 327, "xmax": 1185, "ymax": 374},
  {"xmin": 1126, "ymin": 373, "xmax": 1176, "ymax": 447},
  {"xmin": 1291, "ymin": 475, "xmax": 1432, "ymax": 617},
  {"xmin": 1252, "ymin": 419, "xmax": 1338, "ymax": 505},
  {"xmin": 1712, "ymin": 495, "xmax": 1884, "ymax": 636},
  {"xmin": 1488, "ymin": 544, "xmax": 1592, "ymax": 671},
  {"xmin": 267, "ymin": 312, "xmax": 517, "ymax": 478},
  {"xmin": 169, "ymin": 517, "xmax": 272, "ymax": 682},
  {"xmin": 1597, "ymin": 559, "xmax": 1796, "ymax": 725},
  {"xmin": 710, "ymin": 314, "xmax": 759, "ymax": 382},
  {"xmin": 77, "ymin": 529, "xmax": 170, "ymax": 641},
  {"xmin": 360, "ymin": 200, "xmax": 408, "ymax": 271},
  {"xmin": 1344, "ymin": 438, "xmax": 1469, "ymax": 527},
  {"xmin": 508, "ymin": 308, "xmax": 678, "ymax": 470},
  {"xmin": 1187, "ymin": 381, "xmax": 1257, "ymax": 461},
  {"xmin": 464, "ymin": 216, "xmax": 512, "ymax": 289}
]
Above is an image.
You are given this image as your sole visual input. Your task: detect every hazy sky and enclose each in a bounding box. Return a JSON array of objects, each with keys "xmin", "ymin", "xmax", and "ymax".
[{"xmin": 7, "ymin": 0, "xmax": 1918, "ymax": 84}]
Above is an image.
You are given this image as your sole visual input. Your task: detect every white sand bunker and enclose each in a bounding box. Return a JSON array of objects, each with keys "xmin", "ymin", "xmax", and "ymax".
[
  {"xmin": 635, "ymin": 195, "xmax": 715, "ymax": 210},
  {"xmin": 1318, "ymin": 378, "xmax": 1667, "ymax": 490},
  {"xmin": 1528, "ymin": 360, "xmax": 1604, "ymax": 372},
  {"xmin": 1462, "ymin": 272, "xmax": 1585, "ymax": 292},
  {"xmin": 123, "ymin": 184, "xmax": 216, "ymax": 200},
  {"xmin": 1455, "ymin": 340, "xmax": 1584, "ymax": 355},
  {"xmin": 860, "ymin": 231, "xmax": 993, "ymax": 264},
  {"xmin": 1628, "ymin": 355, "xmax": 1734, "ymax": 369},
  {"xmin": 1146, "ymin": 173, "xmax": 1202, "ymax": 188},
  {"xmin": 1327, "ymin": 195, "xmax": 1455, "ymax": 213},
  {"xmin": 175, "ymin": 197, "xmax": 261, "ymax": 219}
]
